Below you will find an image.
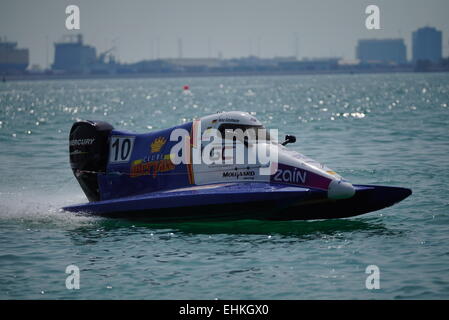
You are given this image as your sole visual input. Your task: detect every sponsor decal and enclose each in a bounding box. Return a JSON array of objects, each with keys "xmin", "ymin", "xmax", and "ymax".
[
  {"xmin": 222, "ymin": 170, "xmax": 255, "ymax": 179},
  {"xmin": 130, "ymin": 156, "xmax": 175, "ymax": 178},
  {"xmin": 143, "ymin": 153, "xmax": 167, "ymax": 162},
  {"xmin": 150, "ymin": 136, "xmax": 167, "ymax": 153},
  {"xmin": 208, "ymin": 163, "xmax": 234, "ymax": 169},
  {"xmin": 218, "ymin": 118, "xmax": 240, "ymax": 123},
  {"xmin": 273, "ymin": 167, "xmax": 307, "ymax": 185},
  {"xmin": 70, "ymin": 138, "xmax": 95, "ymax": 146}
]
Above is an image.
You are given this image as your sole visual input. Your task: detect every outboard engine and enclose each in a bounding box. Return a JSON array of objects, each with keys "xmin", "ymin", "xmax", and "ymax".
[{"xmin": 69, "ymin": 120, "xmax": 113, "ymax": 201}]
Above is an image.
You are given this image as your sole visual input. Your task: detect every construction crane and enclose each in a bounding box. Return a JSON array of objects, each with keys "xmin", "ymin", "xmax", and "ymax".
[{"xmin": 98, "ymin": 47, "xmax": 116, "ymax": 64}]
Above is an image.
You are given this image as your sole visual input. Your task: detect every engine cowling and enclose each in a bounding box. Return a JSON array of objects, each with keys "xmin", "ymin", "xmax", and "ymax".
[{"xmin": 69, "ymin": 120, "xmax": 113, "ymax": 201}]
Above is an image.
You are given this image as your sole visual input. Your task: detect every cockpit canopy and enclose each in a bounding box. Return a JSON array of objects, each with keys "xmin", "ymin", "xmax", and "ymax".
[
  {"xmin": 200, "ymin": 111, "xmax": 273, "ymax": 144},
  {"xmin": 217, "ymin": 123, "xmax": 271, "ymax": 142}
]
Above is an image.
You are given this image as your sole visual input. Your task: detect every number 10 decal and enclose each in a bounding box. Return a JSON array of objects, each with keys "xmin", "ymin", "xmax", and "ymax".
[{"xmin": 109, "ymin": 136, "xmax": 135, "ymax": 164}]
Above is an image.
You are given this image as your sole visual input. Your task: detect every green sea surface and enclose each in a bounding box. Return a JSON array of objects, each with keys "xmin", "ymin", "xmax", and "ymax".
[{"xmin": 0, "ymin": 73, "xmax": 448, "ymax": 299}]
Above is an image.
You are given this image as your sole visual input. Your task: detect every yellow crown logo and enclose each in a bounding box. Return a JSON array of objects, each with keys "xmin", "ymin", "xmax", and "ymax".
[{"xmin": 150, "ymin": 136, "xmax": 167, "ymax": 153}]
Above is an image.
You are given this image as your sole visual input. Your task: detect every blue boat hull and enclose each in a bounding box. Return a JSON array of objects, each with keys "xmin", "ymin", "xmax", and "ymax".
[{"xmin": 62, "ymin": 183, "xmax": 411, "ymax": 221}]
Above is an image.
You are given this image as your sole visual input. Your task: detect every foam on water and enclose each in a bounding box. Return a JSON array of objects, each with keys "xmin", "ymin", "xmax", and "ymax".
[{"xmin": 0, "ymin": 190, "xmax": 98, "ymax": 228}]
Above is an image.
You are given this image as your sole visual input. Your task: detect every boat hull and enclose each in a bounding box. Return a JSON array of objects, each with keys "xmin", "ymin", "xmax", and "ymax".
[{"xmin": 62, "ymin": 183, "xmax": 411, "ymax": 221}]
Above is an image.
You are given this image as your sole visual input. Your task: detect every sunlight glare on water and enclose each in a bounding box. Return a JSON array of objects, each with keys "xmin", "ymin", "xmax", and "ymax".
[{"xmin": 0, "ymin": 73, "xmax": 449, "ymax": 299}]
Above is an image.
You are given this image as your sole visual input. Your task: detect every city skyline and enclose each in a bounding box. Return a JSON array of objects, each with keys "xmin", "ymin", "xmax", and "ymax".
[{"xmin": 1, "ymin": 0, "xmax": 449, "ymax": 68}]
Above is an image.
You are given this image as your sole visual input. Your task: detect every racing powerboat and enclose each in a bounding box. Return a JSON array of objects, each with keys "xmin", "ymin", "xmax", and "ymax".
[{"xmin": 62, "ymin": 111, "xmax": 411, "ymax": 221}]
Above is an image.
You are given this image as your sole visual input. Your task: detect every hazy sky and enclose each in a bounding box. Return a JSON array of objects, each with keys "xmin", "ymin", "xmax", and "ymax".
[{"xmin": 1, "ymin": 0, "xmax": 449, "ymax": 67}]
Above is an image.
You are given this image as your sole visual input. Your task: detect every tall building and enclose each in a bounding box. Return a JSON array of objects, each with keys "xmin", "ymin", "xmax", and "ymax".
[
  {"xmin": 412, "ymin": 27, "xmax": 442, "ymax": 63},
  {"xmin": 0, "ymin": 37, "xmax": 29, "ymax": 73},
  {"xmin": 356, "ymin": 39, "xmax": 407, "ymax": 64}
]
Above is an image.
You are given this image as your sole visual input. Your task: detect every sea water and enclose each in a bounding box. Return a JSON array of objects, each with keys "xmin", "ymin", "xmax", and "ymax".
[{"xmin": 0, "ymin": 73, "xmax": 448, "ymax": 299}]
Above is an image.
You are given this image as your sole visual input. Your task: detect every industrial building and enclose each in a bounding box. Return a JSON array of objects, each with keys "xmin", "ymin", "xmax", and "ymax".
[
  {"xmin": 52, "ymin": 34, "xmax": 96, "ymax": 73},
  {"xmin": 52, "ymin": 34, "xmax": 117, "ymax": 74},
  {"xmin": 0, "ymin": 37, "xmax": 29, "ymax": 73},
  {"xmin": 356, "ymin": 39, "xmax": 407, "ymax": 64}
]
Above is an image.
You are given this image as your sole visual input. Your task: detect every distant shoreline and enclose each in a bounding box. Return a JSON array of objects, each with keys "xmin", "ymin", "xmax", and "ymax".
[{"xmin": 3, "ymin": 67, "xmax": 449, "ymax": 82}]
